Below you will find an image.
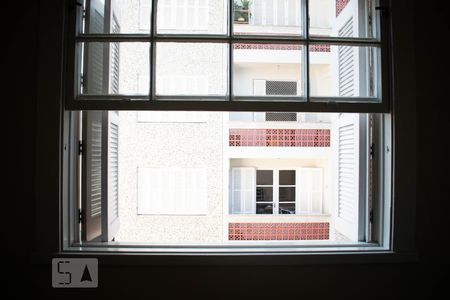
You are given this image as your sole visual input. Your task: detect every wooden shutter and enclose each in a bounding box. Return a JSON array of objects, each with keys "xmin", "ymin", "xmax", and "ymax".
[
  {"xmin": 82, "ymin": 111, "xmax": 104, "ymax": 241},
  {"xmin": 82, "ymin": 111, "xmax": 121, "ymax": 242},
  {"xmin": 138, "ymin": 168, "xmax": 207, "ymax": 215},
  {"xmin": 102, "ymin": 111, "xmax": 120, "ymax": 241},
  {"xmin": 338, "ymin": 18, "xmax": 355, "ymax": 96},
  {"xmin": 110, "ymin": 15, "xmax": 120, "ymax": 94},
  {"xmin": 230, "ymin": 168, "xmax": 256, "ymax": 214},
  {"xmin": 84, "ymin": 0, "xmax": 107, "ymax": 94},
  {"xmin": 335, "ymin": 113, "xmax": 363, "ymax": 241},
  {"xmin": 297, "ymin": 168, "xmax": 323, "ymax": 214}
]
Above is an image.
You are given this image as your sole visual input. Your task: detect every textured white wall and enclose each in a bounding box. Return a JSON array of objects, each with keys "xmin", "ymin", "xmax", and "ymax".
[{"xmin": 115, "ymin": 111, "xmax": 225, "ymax": 243}]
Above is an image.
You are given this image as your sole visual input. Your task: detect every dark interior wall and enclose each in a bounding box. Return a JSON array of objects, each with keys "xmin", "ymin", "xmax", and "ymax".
[{"xmin": 4, "ymin": 0, "xmax": 447, "ymax": 298}]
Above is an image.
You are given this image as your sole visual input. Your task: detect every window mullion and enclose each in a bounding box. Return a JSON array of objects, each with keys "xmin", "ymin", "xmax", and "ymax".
[
  {"xmin": 228, "ymin": 0, "xmax": 233, "ymax": 102},
  {"xmin": 304, "ymin": 0, "xmax": 310, "ymax": 102},
  {"xmin": 274, "ymin": 170, "xmax": 279, "ymax": 215},
  {"xmin": 150, "ymin": 0, "xmax": 158, "ymax": 100}
]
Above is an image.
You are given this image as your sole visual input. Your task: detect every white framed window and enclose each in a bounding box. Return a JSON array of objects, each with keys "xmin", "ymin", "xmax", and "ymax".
[
  {"xmin": 249, "ymin": 0, "xmax": 302, "ymax": 27},
  {"xmin": 138, "ymin": 0, "xmax": 151, "ymax": 31},
  {"xmin": 158, "ymin": 0, "xmax": 209, "ymax": 31},
  {"xmin": 138, "ymin": 168, "xmax": 207, "ymax": 215},
  {"xmin": 230, "ymin": 168, "xmax": 323, "ymax": 215}
]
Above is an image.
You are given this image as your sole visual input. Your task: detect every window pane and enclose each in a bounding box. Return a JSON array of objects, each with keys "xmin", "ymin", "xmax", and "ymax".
[
  {"xmin": 83, "ymin": 0, "xmax": 152, "ymax": 34},
  {"xmin": 309, "ymin": 0, "xmax": 376, "ymax": 38},
  {"xmin": 279, "ymin": 170, "xmax": 295, "ymax": 184},
  {"xmin": 81, "ymin": 42, "xmax": 150, "ymax": 95},
  {"xmin": 156, "ymin": 43, "xmax": 228, "ymax": 96},
  {"xmin": 256, "ymin": 187, "xmax": 273, "ymax": 202},
  {"xmin": 234, "ymin": 0, "xmax": 302, "ymax": 36},
  {"xmin": 157, "ymin": 0, "xmax": 227, "ymax": 35},
  {"xmin": 309, "ymin": 45, "xmax": 378, "ymax": 98},
  {"xmin": 233, "ymin": 43, "xmax": 304, "ymax": 97},
  {"xmin": 279, "ymin": 203, "xmax": 295, "ymax": 214},
  {"xmin": 256, "ymin": 203, "xmax": 273, "ymax": 214},
  {"xmin": 279, "ymin": 187, "xmax": 295, "ymax": 202},
  {"xmin": 257, "ymin": 170, "xmax": 273, "ymax": 185}
]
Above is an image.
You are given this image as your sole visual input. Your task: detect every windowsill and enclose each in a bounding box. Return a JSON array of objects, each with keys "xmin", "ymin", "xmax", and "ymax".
[{"xmin": 40, "ymin": 245, "xmax": 418, "ymax": 266}]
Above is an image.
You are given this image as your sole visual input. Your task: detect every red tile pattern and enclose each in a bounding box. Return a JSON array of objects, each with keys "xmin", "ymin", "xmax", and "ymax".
[
  {"xmin": 229, "ymin": 222, "xmax": 330, "ymax": 240},
  {"xmin": 229, "ymin": 129, "xmax": 330, "ymax": 147},
  {"xmin": 233, "ymin": 43, "xmax": 330, "ymax": 52},
  {"xmin": 336, "ymin": 0, "xmax": 351, "ymax": 16}
]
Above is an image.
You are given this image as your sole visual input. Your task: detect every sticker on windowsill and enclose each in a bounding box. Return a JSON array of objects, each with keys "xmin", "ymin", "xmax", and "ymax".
[{"xmin": 52, "ymin": 258, "xmax": 98, "ymax": 288}]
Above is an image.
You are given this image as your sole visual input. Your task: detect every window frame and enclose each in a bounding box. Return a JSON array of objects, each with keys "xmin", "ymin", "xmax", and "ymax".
[
  {"xmin": 32, "ymin": 0, "xmax": 419, "ymax": 263},
  {"xmin": 65, "ymin": 0, "xmax": 391, "ymax": 113}
]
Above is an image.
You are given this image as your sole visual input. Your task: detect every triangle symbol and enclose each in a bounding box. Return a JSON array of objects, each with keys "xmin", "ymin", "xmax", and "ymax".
[{"xmin": 80, "ymin": 265, "xmax": 92, "ymax": 282}]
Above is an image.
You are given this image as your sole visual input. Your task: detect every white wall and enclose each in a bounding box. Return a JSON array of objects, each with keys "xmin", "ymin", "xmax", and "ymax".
[{"xmin": 115, "ymin": 111, "xmax": 225, "ymax": 243}]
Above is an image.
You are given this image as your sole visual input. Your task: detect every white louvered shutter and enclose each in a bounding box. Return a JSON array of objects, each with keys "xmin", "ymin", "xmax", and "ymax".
[
  {"xmin": 102, "ymin": 111, "xmax": 120, "ymax": 241},
  {"xmin": 82, "ymin": 111, "xmax": 104, "ymax": 241},
  {"xmin": 297, "ymin": 168, "xmax": 323, "ymax": 214},
  {"xmin": 110, "ymin": 15, "xmax": 120, "ymax": 94},
  {"xmin": 138, "ymin": 168, "xmax": 207, "ymax": 215},
  {"xmin": 230, "ymin": 168, "xmax": 256, "ymax": 214},
  {"xmin": 253, "ymin": 79, "xmax": 266, "ymax": 96},
  {"xmin": 338, "ymin": 18, "xmax": 355, "ymax": 96},
  {"xmin": 335, "ymin": 113, "xmax": 361, "ymax": 241},
  {"xmin": 85, "ymin": 0, "xmax": 107, "ymax": 94}
]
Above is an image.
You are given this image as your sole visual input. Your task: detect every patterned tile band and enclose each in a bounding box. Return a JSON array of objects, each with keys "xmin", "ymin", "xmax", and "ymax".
[
  {"xmin": 229, "ymin": 129, "xmax": 331, "ymax": 147},
  {"xmin": 233, "ymin": 43, "xmax": 330, "ymax": 52},
  {"xmin": 229, "ymin": 222, "xmax": 330, "ymax": 240},
  {"xmin": 336, "ymin": 0, "xmax": 351, "ymax": 17}
]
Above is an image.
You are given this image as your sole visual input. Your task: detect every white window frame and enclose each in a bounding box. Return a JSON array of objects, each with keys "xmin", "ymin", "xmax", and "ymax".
[{"xmin": 68, "ymin": 0, "xmax": 388, "ymax": 111}]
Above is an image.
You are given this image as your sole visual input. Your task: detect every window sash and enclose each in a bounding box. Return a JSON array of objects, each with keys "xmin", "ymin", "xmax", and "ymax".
[{"xmin": 66, "ymin": 0, "xmax": 389, "ymax": 112}]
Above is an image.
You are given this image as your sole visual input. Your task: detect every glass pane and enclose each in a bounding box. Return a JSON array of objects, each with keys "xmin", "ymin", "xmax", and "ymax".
[
  {"xmin": 257, "ymin": 170, "xmax": 273, "ymax": 185},
  {"xmin": 309, "ymin": 45, "xmax": 377, "ymax": 97},
  {"xmin": 234, "ymin": 0, "xmax": 302, "ymax": 36},
  {"xmin": 279, "ymin": 203, "xmax": 295, "ymax": 214},
  {"xmin": 309, "ymin": 0, "xmax": 376, "ymax": 38},
  {"xmin": 81, "ymin": 42, "xmax": 150, "ymax": 95},
  {"xmin": 233, "ymin": 43, "xmax": 303, "ymax": 96},
  {"xmin": 157, "ymin": 0, "xmax": 227, "ymax": 34},
  {"xmin": 256, "ymin": 187, "xmax": 273, "ymax": 202},
  {"xmin": 156, "ymin": 43, "xmax": 228, "ymax": 96},
  {"xmin": 84, "ymin": 0, "xmax": 152, "ymax": 34},
  {"xmin": 279, "ymin": 170, "xmax": 295, "ymax": 184},
  {"xmin": 256, "ymin": 203, "xmax": 273, "ymax": 214},
  {"xmin": 279, "ymin": 187, "xmax": 295, "ymax": 202}
]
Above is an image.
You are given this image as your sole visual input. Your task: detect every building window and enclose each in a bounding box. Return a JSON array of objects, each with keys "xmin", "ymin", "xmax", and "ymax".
[
  {"xmin": 138, "ymin": 168, "xmax": 207, "ymax": 215},
  {"xmin": 157, "ymin": 0, "xmax": 209, "ymax": 32},
  {"xmin": 231, "ymin": 168, "xmax": 322, "ymax": 215}
]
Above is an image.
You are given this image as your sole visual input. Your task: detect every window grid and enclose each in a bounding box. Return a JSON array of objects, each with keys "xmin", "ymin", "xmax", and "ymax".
[{"xmin": 70, "ymin": 0, "xmax": 385, "ymax": 111}]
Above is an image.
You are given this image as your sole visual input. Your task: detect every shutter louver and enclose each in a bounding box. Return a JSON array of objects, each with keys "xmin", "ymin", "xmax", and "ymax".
[
  {"xmin": 110, "ymin": 15, "xmax": 120, "ymax": 94},
  {"xmin": 335, "ymin": 114, "xmax": 361, "ymax": 241},
  {"xmin": 338, "ymin": 18, "xmax": 355, "ymax": 96},
  {"xmin": 297, "ymin": 168, "xmax": 323, "ymax": 214},
  {"xmin": 103, "ymin": 111, "xmax": 120, "ymax": 241},
  {"xmin": 230, "ymin": 168, "xmax": 256, "ymax": 214},
  {"xmin": 82, "ymin": 111, "xmax": 104, "ymax": 241}
]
